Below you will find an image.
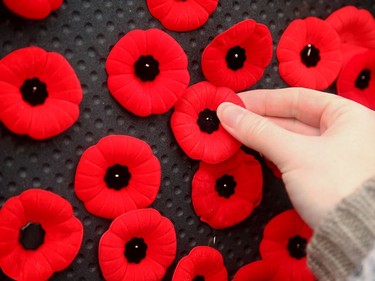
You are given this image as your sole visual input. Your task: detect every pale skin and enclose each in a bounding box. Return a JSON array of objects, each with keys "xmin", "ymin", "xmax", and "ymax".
[{"xmin": 217, "ymin": 88, "xmax": 375, "ymax": 229}]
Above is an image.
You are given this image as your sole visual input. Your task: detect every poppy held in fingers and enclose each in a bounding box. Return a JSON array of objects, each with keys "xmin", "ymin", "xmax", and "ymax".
[
  {"xmin": 99, "ymin": 208, "xmax": 177, "ymax": 281},
  {"xmin": 171, "ymin": 81, "xmax": 244, "ymax": 164},
  {"xmin": 260, "ymin": 209, "xmax": 315, "ymax": 281},
  {"xmin": 0, "ymin": 189, "xmax": 83, "ymax": 281},
  {"xmin": 172, "ymin": 246, "xmax": 228, "ymax": 281},
  {"xmin": 192, "ymin": 150, "xmax": 263, "ymax": 229},
  {"xmin": 232, "ymin": 260, "xmax": 278, "ymax": 281},
  {"xmin": 0, "ymin": 46, "xmax": 82, "ymax": 140},
  {"xmin": 277, "ymin": 17, "xmax": 342, "ymax": 90},
  {"xmin": 146, "ymin": 0, "xmax": 218, "ymax": 32},
  {"xmin": 75, "ymin": 135, "xmax": 161, "ymax": 219},
  {"xmin": 3, "ymin": 0, "xmax": 63, "ymax": 20},
  {"xmin": 337, "ymin": 50, "xmax": 375, "ymax": 110},
  {"xmin": 202, "ymin": 19, "xmax": 273, "ymax": 92},
  {"xmin": 106, "ymin": 28, "xmax": 190, "ymax": 117},
  {"xmin": 326, "ymin": 6, "xmax": 375, "ymax": 66}
]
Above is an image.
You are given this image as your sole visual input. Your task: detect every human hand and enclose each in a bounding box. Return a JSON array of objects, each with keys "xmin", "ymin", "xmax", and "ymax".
[{"xmin": 217, "ymin": 88, "xmax": 375, "ymax": 228}]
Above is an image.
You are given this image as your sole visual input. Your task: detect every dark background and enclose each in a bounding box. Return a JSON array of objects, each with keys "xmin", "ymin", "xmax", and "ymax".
[{"xmin": 0, "ymin": 0, "xmax": 374, "ymax": 280}]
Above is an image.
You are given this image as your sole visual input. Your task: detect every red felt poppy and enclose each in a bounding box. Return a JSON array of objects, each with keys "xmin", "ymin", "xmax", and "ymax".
[
  {"xmin": 75, "ymin": 135, "xmax": 161, "ymax": 219},
  {"xmin": 0, "ymin": 46, "xmax": 82, "ymax": 140},
  {"xmin": 171, "ymin": 81, "xmax": 244, "ymax": 164},
  {"xmin": 259, "ymin": 209, "xmax": 315, "ymax": 281},
  {"xmin": 146, "ymin": 0, "xmax": 218, "ymax": 32},
  {"xmin": 192, "ymin": 150, "xmax": 262, "ymax": 229},
  {"xmin": 106, "ymin": 28, "xmax": 190, "ymax": 117},
  {"xmin": 0, "ymin": 189, "xmax": 83, "ymax": 281},
  {"xmin": 202, "ymin": 19, "xmax": 273, "ymax": 92},
  {"xmin": 277, "ymin": 17, "xmax": 342, "ymax": 90},
  {"xmin": 337, "ymin": 50, "xmax": 375, "ymax": 110},
  {"xmin": 3, "ymin": 0, "xmax": 63, "ymax": 20},
  {"xmin": 172, "ymin": 246, "xmax": 228, "ymax": 281},
  {"xmin": 99, "ymin": 208, "xmax": 177, "ymax": 281},
  {"xmin": 232, "ymin": 260, "xmax": 278, "ymax": 281},
  {"xmin": 326, "ymin": 6, "xmax": 375, "ymax": 67}
]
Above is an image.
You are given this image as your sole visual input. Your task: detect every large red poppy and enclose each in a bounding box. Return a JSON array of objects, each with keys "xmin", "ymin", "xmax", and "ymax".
[
  {"xmin": 99, "ymin": 208, "xmax": 177, "ymax": 281},
  {"xmin": 0, "ymin": 46, "xmax": 82, "ymax": 140},
  {"xmin": 172, "ymin": 246, "xmax": 228, "ymax": 281},
  {"xmin": 75, "ymin": 135, "xmax": 161, "ymax": 219},
  {"xmin": 277, "ymin": 17, "xmax": 342, "ymax": 90},
  {"xmin": 171, "ymin": 81, "xmax": 244, "ymax": 164},
  {"xmin": 0, "ymin": 189, "xmax": 83, "ymax": 281},
  {"xmin": 326, "ymin": 6, "xmax": 375, "ymax": 67},
  {"xmin": 106, "ymin": 28, "xmax": 190, "ymax": 117},
  {"xmin": 260, "ymin": 209, "xmax": 315, "ymax": 281},
  {"xmin": 3, "ymin": 0, "xmax": 63, "ymax": 20},
  {"xmin": 146, "ymin": 0, "xmax": 218, "ymax": 32},
  {"xmin": 202, "ymin": 20, "xmax": 273, "ymax": 92},
  {"xmin": 232, "ymin": 260, "xmax": 278, "ymax": 281},
  {"xmin": 192, "ymin": 150, "xmax": 263, "ymax": 229}
]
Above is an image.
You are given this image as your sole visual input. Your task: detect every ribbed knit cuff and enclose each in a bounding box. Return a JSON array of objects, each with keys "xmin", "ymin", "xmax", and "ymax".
[{"xmin": 307, "ymin": 177, "xmax": 375, "ymax": 281}]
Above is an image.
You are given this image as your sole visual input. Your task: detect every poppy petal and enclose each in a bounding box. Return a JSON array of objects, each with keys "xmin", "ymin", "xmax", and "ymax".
[
  {"xmin": 3, "ymin": 0, "xmax": 63, "ymax": 20},
  {"xmin": 106, "ymin": 28, "xmax": 190, "ymax": 117},
  {"xmin": 232, "ymin": 260, "xmax": 278, "ymax": 281},
  {"xmin": 202, "ymin": 20, "xmax": 273, "ymax": 92}
]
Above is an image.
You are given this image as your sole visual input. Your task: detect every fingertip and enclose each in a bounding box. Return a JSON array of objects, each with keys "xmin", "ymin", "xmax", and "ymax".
[{"xmin": 217, "ymin": 102, "xmax": 247, "ymax": 130}]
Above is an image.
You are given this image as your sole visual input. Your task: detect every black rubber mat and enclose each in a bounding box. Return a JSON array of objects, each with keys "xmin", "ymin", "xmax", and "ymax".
[{"xmin": 0, "ymin": 0, "xmax": 374, "ymax": 280}]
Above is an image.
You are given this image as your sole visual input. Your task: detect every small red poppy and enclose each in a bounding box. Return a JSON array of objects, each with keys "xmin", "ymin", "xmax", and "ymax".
[
  {"xmin": 202, "ymin": 19, "xmax": 273, "ymax": 92},
  {"xmin": 0, "ymin": 189, "xmax": 83, "ymax": 281},
  {"xmin": 99, "ymin": 208, "xmax": 177, "ymax": 281},
  {"xmin": 172, "ymin": 246, "xmax": 228, "ymax": 281},
  {"xmin": 75, "ymin": 135, "xmax": 161, "ymax": 219},
  {"xmin": 337, "ymin": 50, "xmax": 375, "ymax": 110},
  {"xmin": 326, "ymin": 6, "xmax": 375, "ymax": 67},
  {"xmin": 260, "ymin": 209, "xmax": 315, "ymax": 281},
  {"xmin": 0, "ymin": 46, "xmax": 82, "ymax": 140},
  {"xmin": 106, "ymin": 28, "xmax": 190, "ymax": 117},
  {"xmin": 232, "ymin": 260, "xmax": 278, "ymax": 281},
  {"xmin": 3, "ymin": 0, "xmax": 63, "ymax": 20},
  {"xmin": 192, "ymin": 150, "xmax": 263, "ymax": 229},
  {"xmin": 277, "ymin": 17, "xmax": 342, "ymax": 90},
  {"xmin": 171, "ymin": 81, "xmax": 244, "ymax": 164},
  {"xmin": 146, "ymin": 0, "xmax": 218, "ymax": 32}
]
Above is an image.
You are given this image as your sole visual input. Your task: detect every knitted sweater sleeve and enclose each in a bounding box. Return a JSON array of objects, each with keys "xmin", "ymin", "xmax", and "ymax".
[{"xmin": 307, "ymin": 177, "xmax": 375, "ymax": 281}]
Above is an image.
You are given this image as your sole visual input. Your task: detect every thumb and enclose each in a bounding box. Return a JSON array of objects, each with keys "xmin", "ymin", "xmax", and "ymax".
[{"xmin": 217, "ymin": 102, "xmax": 306, "ymax": 165}]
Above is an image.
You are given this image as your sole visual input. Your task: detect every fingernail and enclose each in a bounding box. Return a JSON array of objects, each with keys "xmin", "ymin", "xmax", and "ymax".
[{"xmin": 217, "ymin": 103, "xmax": 246, "ymax": 129}]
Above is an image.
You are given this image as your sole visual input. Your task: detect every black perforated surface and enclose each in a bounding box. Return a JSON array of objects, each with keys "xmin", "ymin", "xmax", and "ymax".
[{"xmin": 0, "ymin": 1, "xmax": 374, "ymax": 280}]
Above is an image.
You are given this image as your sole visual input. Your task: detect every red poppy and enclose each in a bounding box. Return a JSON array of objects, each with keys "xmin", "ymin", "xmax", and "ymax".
[
  {"xmin": 277, "ymin": 17, "xmax": 342, "ymax": 90},
  {"xmin": 326, "ymin": 6, "xmax": 375, "ymax": 67},
  {"xmin": 146, "ymin": 0, "xmax": 218, "ymax": 32},
  {"xmin": 172, "ymin": 246, "xmax": 228, "ymax": 281},
  {"xmin": 99, "ymin": 208, "xmax": 177, "ymax": 281},
  {"xmin": 232, "ymin": 261, "xmax": 278, "ymax": 281},
  {"xmin": 75, "ymin": 135, "xmax": 161, "ymax": 219},
  {"xmin": 0, "ymin": 189, "xmax": 83, "ymax": 281},
  {"xmin": 337, "ymin": 50, "xmax": 375, "ymax": 110},
  {"xmin": 106, "ymin": 28, "xmax": 190, "ymax": 117},
  {"xmin": 259, "ymin": 209, "xmax": 315, "ymax": 281},
  {"xmin": 3, "ymin": 0, "xmax": 63, "ymax": 20},
  {"xmin": 0, "ymin": 46, "xmax": 82, "ymax": 140},
  {"xmin": 202, "ymin": 19, "xmax": 272, "ymax": 92},
  {"xmin": 192, "ymin": 150, "xmax": 262, "ymax": 229},
  {"xmin": 171, "ymin": 81, "xmax": 244, "ymax": 164}
]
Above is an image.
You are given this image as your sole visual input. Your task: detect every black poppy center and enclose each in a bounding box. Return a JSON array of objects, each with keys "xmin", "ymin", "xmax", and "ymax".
[
  {"xmin": 287, "ymin": 235, "xmax": 307, "ymax": 259},
  {"xmin": 125, "ymin": 237, "xmax": 148, "ymax": 264},
  {"xmin": 193, "ymin": 276, "xmax": 205, "ymax": 281},
  {"xmin": 19, "ymin": 222, "xmax": 46, "ymax": 250},
  {"xmin": 197, "ymin": 109, "xmax": 220, "ymax": 134},
  {"xmin": 215, "ymin": 174, "xmax": 237, "ymax": 198},
  {"xmin": 134, "ymin": 55, "xmax": 160, "ymax": 82},
  {"xmin": 104, "ymin": 164, "xmax": 131, "ymax": 190},
  {"xmin": 300, "ymin": 44, "xmax": 320, "ymax": 68},
  {"xmin": 20, "ymin": 78, "xmax": 48, "ymax": 106},
  {"xmin": 355, "ymin": 69, "xmax": 371, "ymax": 90},
  {"xmin": 226, "ymin": 46, "xmax": 247, "ymax": 71}
]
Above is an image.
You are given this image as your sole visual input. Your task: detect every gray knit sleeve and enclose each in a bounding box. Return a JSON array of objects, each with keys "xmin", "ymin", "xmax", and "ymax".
[{"xmin": 307, "ymin": 177, "xmax": 375, "ymax": 281}]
